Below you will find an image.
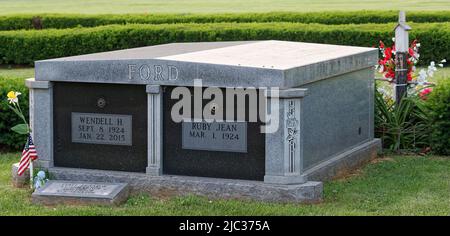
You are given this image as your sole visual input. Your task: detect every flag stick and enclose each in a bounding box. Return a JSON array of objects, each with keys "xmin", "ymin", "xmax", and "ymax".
[{"xmin": 29, "ymin": 159, "xmax": 33, "ymax": 189}]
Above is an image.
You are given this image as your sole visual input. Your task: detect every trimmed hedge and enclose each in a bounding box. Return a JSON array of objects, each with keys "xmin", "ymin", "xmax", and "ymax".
[
  {"xmin": 0, "ymin": 22, "xmax": 448, "ymax": 65},
  {"xmin": 1, "ymin": 11, "xmax": 450, "ymax": 30},
  {"xmin": 427, "ymin": 78, "xmax": 450, "ymax": 155},
  {"xmin": 0, "ymin": 77, "xmax": 29, "ymax": 150}
]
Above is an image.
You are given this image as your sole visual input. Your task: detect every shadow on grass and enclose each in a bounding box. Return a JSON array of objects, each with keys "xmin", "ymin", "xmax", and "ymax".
[{"xmin": 1, "ymin": 152, "xmax": 449, "ymax": 215}]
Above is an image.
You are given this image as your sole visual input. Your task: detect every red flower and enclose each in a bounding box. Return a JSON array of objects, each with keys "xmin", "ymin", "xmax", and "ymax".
[
  {"xmin": 384, "ymin": 47, "xmax": 393, "ymax": 60},
  {"xmin": 378, "ymin": 39, "xmax": 421, "ymax": 84},
  {"xmin": 407, "ymin": 72, "xmax": 412, "ymax": 81},
  {"xmin": 385, "ymin": 69, "xmax": 395, "ymax": 79},
  {"xmin": 408, "ymin": 48, "xmax": 415, "ymax": 57},
  {"xmin": 419, "ymin": 88, "xmax": 433, "ymax": 100}
]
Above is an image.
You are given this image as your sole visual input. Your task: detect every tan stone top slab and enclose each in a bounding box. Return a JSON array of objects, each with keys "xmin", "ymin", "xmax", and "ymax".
[{"xmin": 160, "ymin": 40, "xmax": 376, "ymax": 70}]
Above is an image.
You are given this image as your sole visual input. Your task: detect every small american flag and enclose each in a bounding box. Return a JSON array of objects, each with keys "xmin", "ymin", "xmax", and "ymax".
[{"xmin": 17, "ymin": 135, "xmax": 38, "ymax": 176}]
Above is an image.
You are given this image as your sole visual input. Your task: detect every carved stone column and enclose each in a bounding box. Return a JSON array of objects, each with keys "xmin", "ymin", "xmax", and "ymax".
[
  {"xmin": 264, "ymin": 88, "xmax": 308, "ymax": 184},
  {"xmin": 146, "ymin": 85, "xmax": 163, "ymax": 175},
  {"xmin": 25, "ymin": 78, "xmax": 53, "ymax": 168}
]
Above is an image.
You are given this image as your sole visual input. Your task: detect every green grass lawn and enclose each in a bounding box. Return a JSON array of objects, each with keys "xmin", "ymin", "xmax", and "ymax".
[
  {"xmin": 0, "ymin": 0, "xmax": 449, "ymax": 15},
  {"xmin": 0, "ymin": 67, "xmax": 34, "ymax": 80},
  {"xmin": 0, "ymin": 152, "xmax": 449, "ymax": 215}
]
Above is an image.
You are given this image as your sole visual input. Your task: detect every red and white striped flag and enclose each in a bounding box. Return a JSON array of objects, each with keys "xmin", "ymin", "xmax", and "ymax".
[{"xmin": 17, "ymin": 135, "xmax": 38, "ymax": 176}]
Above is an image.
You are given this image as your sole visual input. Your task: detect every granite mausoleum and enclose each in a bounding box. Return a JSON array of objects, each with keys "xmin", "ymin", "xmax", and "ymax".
[{"xmin": 27, "ymin": 40, "xmax": 381, "ymax": 202}]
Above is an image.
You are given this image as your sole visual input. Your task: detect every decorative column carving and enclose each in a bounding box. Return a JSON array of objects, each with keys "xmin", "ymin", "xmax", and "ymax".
[
  {"xmin": 264, "ymin": 88, "xmax": 307, "ymax": 184},
  {"xmin": 146, "ymin": 85, "xmax": 163, "ymax": 175},
  {"xmin": 285, "ymin": 99, "xmax": 300, "ymax": 174}
]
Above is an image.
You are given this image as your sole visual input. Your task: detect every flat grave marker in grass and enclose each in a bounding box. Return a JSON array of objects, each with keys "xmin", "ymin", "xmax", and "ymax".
[{"xmin": 32, "ymin": 180, "xmax": 129, "ymax": 206}]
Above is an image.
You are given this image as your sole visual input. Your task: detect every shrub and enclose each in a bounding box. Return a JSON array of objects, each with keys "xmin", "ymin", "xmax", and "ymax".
[
  {"xmin": 375, "ymin": 90, "xmax": 432, "ymax": 152},
  {"xmin": 427, "ymin": 78, "xmax": 450, "ymax": 155},
  {"xmin": 1, "ymin": 11, "xmax": 450, "ymax": 30},
  {"xmin": 0, "ymin": 77, "xmax": 29, "ymax": 151},
  {"xmin": 0, "ymin": 22, "xmax": 448, "ymax": 65}
]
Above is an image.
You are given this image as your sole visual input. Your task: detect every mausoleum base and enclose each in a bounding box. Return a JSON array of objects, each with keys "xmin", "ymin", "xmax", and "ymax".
[
  {"xmin": 45, "ymin": 139, "xmax": 381, "ymax": 203},
  {"xmin": 304, "ymin": 139, "xmax": 382, "ymax": 181},
  {"xmin": 47, "ymin": 168, "xmax": 323, "ymax": 203}
]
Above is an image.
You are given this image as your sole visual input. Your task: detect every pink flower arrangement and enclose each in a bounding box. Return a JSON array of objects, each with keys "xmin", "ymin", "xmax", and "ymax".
[{"xmin": 419, "ymin": 87, "xmax": 433, "ymax": 100}]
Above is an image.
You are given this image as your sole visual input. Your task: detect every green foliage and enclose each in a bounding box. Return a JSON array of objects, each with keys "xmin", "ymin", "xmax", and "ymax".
[
  {"xmin": 375, "ymin": 90, "xmax": 432, "ymax": 152},
  {"xmin": 1, "ymin": 152, "xmax": 450, "ymax": 215},
  {"xmin": 0, "ymin": 22, "xmax": 448, "ymax": 65},
  {"xmin": 427, "ymin": 78, "xmax": 450, "ymax": 155},
  {"xmin": 1, "ymin": 11, "xmax": 450, "ymax": 30},
  {"xmin": 10, "ymin": 124, "xmax": 29, "ymax": 135},
  {"xmin": 0, "ymin": 77, "xmax": 28, "ymax": 150}
]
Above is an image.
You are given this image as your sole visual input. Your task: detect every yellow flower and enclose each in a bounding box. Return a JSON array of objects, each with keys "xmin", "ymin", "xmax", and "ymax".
[
  {"xmin": 7, "ymin": 91, "xmax": 21, "ymax": 104},
  {"xmin": 7, "ymin": 91, "xmax": 15, "ymax": 98}
]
